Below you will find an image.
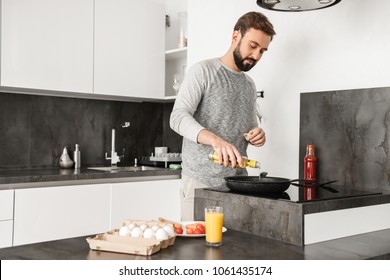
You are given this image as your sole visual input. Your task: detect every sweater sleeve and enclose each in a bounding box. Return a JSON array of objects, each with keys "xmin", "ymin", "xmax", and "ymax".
[
  {"xmin": 247, "ymin": 75, "xmax": 261, "ymax": 129},
  {"xmin": 169, "ymin": 62, "xmax": 208, "ymax": 143}
]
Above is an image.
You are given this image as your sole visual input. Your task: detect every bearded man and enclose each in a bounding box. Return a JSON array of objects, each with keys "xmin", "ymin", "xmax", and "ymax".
[{"xmin": 170, "ymin": 12, "xmax": 276, "ymax": 221}]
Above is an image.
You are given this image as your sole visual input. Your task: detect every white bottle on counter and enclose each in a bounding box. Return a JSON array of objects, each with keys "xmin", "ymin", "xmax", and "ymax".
[{"xmin": 74, "ymin": 144, "xmax": 81, "ymax": 169}]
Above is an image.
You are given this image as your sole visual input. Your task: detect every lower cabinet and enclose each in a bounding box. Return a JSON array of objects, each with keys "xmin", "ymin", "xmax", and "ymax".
[
  {"xmin": 0, "ymin": 190, "xmax": 14, "ymax": 248},
  {"xmin": 0, "ymin": 221, "xmax": 13, "ymax": 248},
  {"xmin": 111, "ymin": 179, "xmax": 181, "ymax": 227},
  {"xmin": 13, "ymin": 184, "xmax": 111, "ymax": 246},
  {"xmin": 10, "ymin": 178, "xmax": 181, "ymax": 246}
]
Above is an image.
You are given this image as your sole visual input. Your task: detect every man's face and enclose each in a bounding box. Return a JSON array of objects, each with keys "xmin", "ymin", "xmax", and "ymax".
[{"xmin": 233, "ymin": 28, "xmax": 271, "ymax": 72}]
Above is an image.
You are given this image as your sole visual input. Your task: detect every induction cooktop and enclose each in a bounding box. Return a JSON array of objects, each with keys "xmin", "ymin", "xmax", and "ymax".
[{"xmin": 209, "ymin": 184, "xmax": 382, "ymax": 203}]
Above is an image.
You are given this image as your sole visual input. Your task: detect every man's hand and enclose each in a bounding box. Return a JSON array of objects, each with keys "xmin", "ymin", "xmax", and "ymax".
[
  {"xmin": 244, "ymin": 127, "xmax": 266, "ymax": 147},
  {"xmin": 197, "ymin": 129, "xmax": 244, "ymax": 168}
]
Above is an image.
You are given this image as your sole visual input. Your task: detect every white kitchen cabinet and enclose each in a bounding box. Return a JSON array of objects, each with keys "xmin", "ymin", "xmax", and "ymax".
[
  {"xmin": 13, "ymin": 184, "xmax": 111, "ymax": 246},
  {"xmin": 94, "ymin": 0, "xmax": 165, "ymax": 99},
  {"xmin": 1, "ymin": 0, "xmax": 94, "ymax": 93},
  {"xmin": 111, "ymin": 179, "xmax": 181, "ymax": 227},
  {"xmin": 0, "ymin": 221, "xmax": 13, "ymax": 248},
  {"xmin": 0, "ymin": 189, "xmax": 14, "ymax": 221},
  {"xmin": 0, "ymin": 190, "xmax": 14, "ymax": 248}
]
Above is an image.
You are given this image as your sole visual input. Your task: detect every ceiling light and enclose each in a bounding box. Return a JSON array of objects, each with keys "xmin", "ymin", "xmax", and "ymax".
[{"xmin": 256, "ymin": 0, "xmax": 342, "ymax": 12}]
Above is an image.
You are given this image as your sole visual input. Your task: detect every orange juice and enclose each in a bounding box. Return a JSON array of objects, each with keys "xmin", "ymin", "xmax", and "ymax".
[{"xmin": 205, "ymin": 207, "xmax": 223, "ymax": 246}]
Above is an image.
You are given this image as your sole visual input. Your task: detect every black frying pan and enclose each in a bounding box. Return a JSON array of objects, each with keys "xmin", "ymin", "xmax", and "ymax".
[
  {"xmin": 224, "ymin": 172, "xmax": 338, "ymax": 195},
  {"xmin": 224, "ymin": 172, "xmax": 298, "ymax": 195}
]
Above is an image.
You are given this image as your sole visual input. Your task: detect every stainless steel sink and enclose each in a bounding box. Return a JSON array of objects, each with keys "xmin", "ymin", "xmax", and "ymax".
[{"xmin": 87, "ymin": 166, "xmax": 164, "ymax": 172}]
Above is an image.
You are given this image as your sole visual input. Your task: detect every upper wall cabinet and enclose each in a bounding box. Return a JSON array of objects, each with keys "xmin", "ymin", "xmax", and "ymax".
[
  {"xmin": 0, "ymin": 0, "xmax": 94, "ymax": 93},
  {"xmin": 94, "ymin": 0, "xmax": 165, "ymax": 99}
]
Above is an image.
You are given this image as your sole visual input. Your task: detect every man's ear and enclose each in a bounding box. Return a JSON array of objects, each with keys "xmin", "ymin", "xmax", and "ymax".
[{"xmin": 232, "ymin": 30, "xmax": 241, "ymax": 43}]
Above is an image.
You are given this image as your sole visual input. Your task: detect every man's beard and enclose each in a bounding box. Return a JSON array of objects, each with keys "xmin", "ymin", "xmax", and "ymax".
[{"xmin": 233, "ymin": 41, "xmax": 257, "ymax": 72}]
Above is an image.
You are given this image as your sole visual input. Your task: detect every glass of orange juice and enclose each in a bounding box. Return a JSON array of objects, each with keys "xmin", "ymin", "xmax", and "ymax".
[{"xmin": 205, "ymin": 206, "xmax": 224, "ymax": 246}]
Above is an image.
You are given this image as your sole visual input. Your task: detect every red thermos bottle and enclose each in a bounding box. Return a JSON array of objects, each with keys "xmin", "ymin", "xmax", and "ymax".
[{"xmin": 304, "ymin": 144, "xmax": 316, "ymax": 181}]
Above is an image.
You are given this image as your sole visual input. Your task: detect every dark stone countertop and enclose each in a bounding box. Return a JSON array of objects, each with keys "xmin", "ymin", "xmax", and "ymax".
[
  {"xmin": 0, "ymin": 167, "xmax": 181, "ymax": 190},
  {"xmin": 197, "ymin": 186, "xmax": 390, "ymax": 214},
  {"xmin": 0, "ymin": 228, "xmax": 389, "ymax": 260},
  {"xmin": 194, "ymin": 187, "xmax": 390, "ymax": 246}
]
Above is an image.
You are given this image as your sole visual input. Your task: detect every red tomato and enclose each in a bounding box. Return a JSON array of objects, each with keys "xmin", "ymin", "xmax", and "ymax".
[
  {"xmin": 194, "ymin": 229, "xmax": 202, "ymax": 234},
  {"xmin": 174, "ymin": 227, "xmax": 183, "ymax": 234},
  {"xmin": 196, "ymin": 224, "xmax": 204, "ymax": 230},
  {"xmin": 186, "ymin": 228, "xmax": 194, "ymax": 234},
  {"xmin": 199, "ymin": 227, "xmax": 205, "ymax": 234}
]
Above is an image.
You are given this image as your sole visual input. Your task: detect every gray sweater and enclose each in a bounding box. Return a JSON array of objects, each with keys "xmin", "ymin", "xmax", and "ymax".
[{"xmin": 170, "ymin": 58, "xmax": 258, "ymax": 187}]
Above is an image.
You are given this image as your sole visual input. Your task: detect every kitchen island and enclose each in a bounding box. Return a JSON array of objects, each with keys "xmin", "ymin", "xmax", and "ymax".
[
  {"xmin": 195, "ymin": 186, "xmax": 390, "ymax": 246},
  {"xmin": 0, "ymin": 228, "xmax": 390, "ymax": 260}
]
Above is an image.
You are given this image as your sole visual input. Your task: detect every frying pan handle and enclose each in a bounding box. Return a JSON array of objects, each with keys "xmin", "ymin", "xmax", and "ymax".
[
  {"xmin": 260, "ymin": 172, "xmax": 268, "ymax": 178},
  {"xmin": 290, "ymin": 181, "xmax": 339, "ymax": 193},
  {"xmin": 289, "ymin": 179, "xmax": 302, "ymax": 183}
]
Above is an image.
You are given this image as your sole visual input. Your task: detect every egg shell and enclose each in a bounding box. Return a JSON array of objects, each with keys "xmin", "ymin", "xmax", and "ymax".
[
  {"xmin": 155, "ymin": 228, "xmax": 169, "ymax": 240},
  {"xmin": 131, "ymin": 227, "xmax": 144, "ymax": 238},
  {"xmin": 143, "ymin": 228, "xmax": 156, "ymax": 239},
  {"xmin": 119, "ymin": 226, "xmax": 131, "ymax": 236},
  {"xmin": 163, "ymin": 225, "xmax": 175, "ymax": 237},
  {"xmin": 139, "ymin": 224, "xmax": 148, "ymax": 231},
  {"xmin": 152, "ymin": 225, "xmax": 160, "ymax": 231},
  {"xmin": 127, "ymin": 223, "xmax": 136, "ymax": 230}
]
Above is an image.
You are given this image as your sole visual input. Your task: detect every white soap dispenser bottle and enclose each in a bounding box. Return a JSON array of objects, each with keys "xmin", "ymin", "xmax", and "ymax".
[{"xmin": 74, "ymin": 144, "xmax": 81, "ymax": 169}]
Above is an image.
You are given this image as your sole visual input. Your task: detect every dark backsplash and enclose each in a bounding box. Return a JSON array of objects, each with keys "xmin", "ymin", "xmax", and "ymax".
[
  {"xmin": 0, "ymin": 92, "xmax": 182, "ymax": 169},
  {"xmin": 300, "ymin": 87, "xmax": 390, "ymax": 192}
]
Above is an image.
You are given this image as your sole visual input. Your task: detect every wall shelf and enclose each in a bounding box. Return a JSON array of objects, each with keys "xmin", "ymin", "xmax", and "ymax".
[{"xmin": 165, "ymin": 47, "xmax": 187, "ymax": 61}]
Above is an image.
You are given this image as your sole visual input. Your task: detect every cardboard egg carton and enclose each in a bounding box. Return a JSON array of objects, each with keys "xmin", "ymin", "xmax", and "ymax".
[
  {"xmin": 125, "ymin": 219, "xmax": 169, "ymax": 228},
  {"xmin": 86, "ymin": 219, "xmax": 176, "ymax": 256}
]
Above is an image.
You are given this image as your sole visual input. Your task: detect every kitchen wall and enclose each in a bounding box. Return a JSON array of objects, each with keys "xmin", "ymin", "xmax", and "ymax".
[
  {"xmin": 187, "ymin": 0, "xmax": 390, "ymax": 178},
  {"xmin": 0, "ymin": 92, "xmax": 182, "ymax": 169},
  {"xmin": 300, "ymin": 86, "xmax": 390, "ymax": 192}
]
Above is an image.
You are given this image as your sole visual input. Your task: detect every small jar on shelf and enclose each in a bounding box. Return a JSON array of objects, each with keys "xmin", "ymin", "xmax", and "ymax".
[{"xmin": 177, "ymin": 12, "xmax": 187, "ymax": 48}]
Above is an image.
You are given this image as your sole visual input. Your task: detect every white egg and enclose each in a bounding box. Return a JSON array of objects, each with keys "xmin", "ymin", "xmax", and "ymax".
[
  {"xmin": 143, "ymin": 228, "xmax": 156, "ymax": 239},
  {"xmin": 163, "ymin": 225, "xmax": 175, "ymax": 237},
  {"xmin": 119, "ymin": 225, "xmax": 131, "ymax": 236},
  {"xmin": 131, "ymin": 227, "xmax": 144, "ymax": 238},
  {"xmin": 152, "ymin": 225, "xmax": 160, "ymax": 231},
  {"xmin": 155, "ymin": 228, "xmax": 169, "ymax": 240},
  {"xmin": 140, "ymin": 224, "xmax": 148, "ymax": 231},
  {"xmin": 127, "ymin": 223, "xmax": 136, "ymax": 230}
]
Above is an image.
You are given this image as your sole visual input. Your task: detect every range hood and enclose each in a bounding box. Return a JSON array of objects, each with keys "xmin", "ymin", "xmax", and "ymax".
[{"xmin": 256, "ymin": 0, "xmax": 342, "ymax": 12}]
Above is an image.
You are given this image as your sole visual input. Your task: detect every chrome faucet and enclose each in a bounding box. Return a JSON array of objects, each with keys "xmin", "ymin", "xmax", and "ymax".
[{"xmin": 105, "ymin": 122, "xmax": 130, "ymax": 166}]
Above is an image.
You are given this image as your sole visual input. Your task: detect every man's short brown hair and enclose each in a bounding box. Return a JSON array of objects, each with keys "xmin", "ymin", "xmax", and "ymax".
[{"xmin": 234, "ymin": 12, "xmax": 276, "ymax": 40}]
